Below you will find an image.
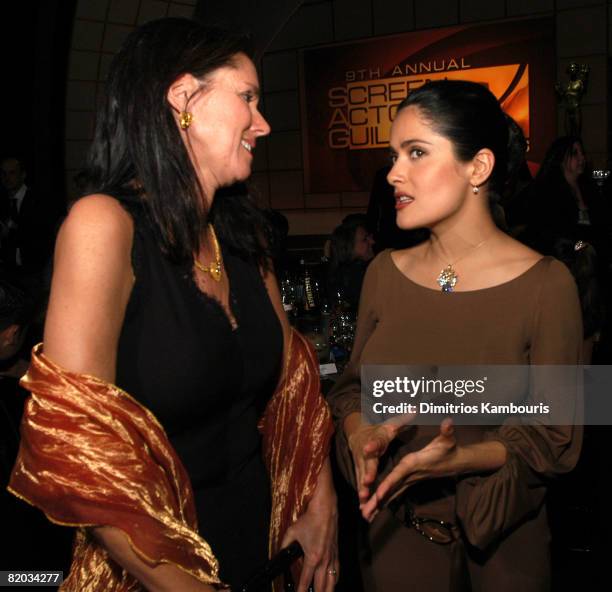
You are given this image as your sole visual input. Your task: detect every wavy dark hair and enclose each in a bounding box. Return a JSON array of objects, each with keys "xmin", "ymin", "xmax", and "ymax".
[
  {"xmin": 396, "ymin": 80, "xmax": 509, "ymax": 195},
  {"xmin": 82, "ymin": 17, "xmax": 272, "ymax": 266}
]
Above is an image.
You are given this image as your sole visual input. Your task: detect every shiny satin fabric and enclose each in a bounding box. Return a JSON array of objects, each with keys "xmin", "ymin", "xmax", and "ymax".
[
  {"xmin": 259, "ymin": 329, "xmax": 334, "ymax": 591},
  {"xmin": 8, "ymin": 329, "xmax": 333, "ymax": 591},
  {"xmin": 8, "ymin": 344, "xmax": 224, "ymax": 591}
]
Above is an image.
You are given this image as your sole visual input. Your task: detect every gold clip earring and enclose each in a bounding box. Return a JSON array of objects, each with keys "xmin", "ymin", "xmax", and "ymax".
[{"xmin": 179, "ymin": 111, "xmax": 193, "ymax": 130}]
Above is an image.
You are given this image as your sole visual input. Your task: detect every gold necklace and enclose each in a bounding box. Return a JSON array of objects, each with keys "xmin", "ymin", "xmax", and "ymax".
[
  {"xmin": 433, "ymin": 237, "xmax": 489, "ymax": 293},
  {"xmin": 194, "ymin": 224, "xmax": 222, "ymax": 282}
]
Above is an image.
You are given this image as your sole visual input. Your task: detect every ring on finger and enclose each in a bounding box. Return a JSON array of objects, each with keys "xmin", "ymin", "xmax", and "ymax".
[{"xmin": 327, "ymin": 567, "xmax": 337, "ymax": 577}]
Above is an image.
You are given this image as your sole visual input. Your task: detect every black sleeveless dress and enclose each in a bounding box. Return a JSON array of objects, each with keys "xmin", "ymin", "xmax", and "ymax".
[{"xmin": 114, "ymin": 198, "xmax": 283, "ymax": 587}]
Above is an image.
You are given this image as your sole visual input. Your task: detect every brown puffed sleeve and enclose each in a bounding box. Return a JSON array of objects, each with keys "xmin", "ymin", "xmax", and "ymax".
[
  {"xmin": 456, "ymin": 258, "xmax": 583, "ymax": 550},
  {"xmin": 326, "ymin": 251, "xmax": 383, "ymax": 487}
]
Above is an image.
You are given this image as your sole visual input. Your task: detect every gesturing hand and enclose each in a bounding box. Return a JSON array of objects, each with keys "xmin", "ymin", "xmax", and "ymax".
[
  {"xmin": 360, "ymin": 419, "xmax": 458, "ymax": 522},
  {"xmin": 346, "ymin": 420, "xmax": 400, "ymax": 506}
]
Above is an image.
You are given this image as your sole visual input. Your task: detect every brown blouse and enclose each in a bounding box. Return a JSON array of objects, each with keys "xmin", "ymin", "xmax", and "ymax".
[{"xmin": 328, "ymin": 249, "xmax": 583, "ymax": 554}]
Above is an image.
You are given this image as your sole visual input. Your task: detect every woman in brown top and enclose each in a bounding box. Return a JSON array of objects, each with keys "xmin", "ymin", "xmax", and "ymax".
[{"xmin": 328, "ymin": 81, "xmax": 582, "ymax": 591}]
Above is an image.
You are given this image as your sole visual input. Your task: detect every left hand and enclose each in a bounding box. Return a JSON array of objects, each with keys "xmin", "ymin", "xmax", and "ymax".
[
  {"xmin": 360, "ymin": 418, "xmax": 458, "ymax": 522},
  {"xmin": 280, "ymin": 460, "xmax": 338, "ymax": 592}
]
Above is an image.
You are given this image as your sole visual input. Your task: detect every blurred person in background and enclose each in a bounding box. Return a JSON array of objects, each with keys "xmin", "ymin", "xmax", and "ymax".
[
  {"xmin": 553, "ymin": 238, "xmax": 605, "ymax": 363},
  {"xmin": 327, "ymin": 214, "xmax": 375, "ymax": 314},
  {"xmin": 525, "ymin": 137, "xmax": 610, "ymax": 263},
  {"xmin": 0, "ymin": 156, "xmax": 60, "ymax": 283}
]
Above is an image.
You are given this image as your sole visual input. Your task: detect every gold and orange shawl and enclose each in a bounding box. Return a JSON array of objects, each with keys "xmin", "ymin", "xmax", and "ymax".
[{"xmin": 8, "ymin": 329, "xmax": 333, "ymax": 591}]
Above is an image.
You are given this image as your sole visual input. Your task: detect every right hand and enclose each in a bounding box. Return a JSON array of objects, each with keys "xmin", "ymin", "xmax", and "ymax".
[{"xmin": 345, "ymin": 417, "xmax": 399, "ymax": 506}]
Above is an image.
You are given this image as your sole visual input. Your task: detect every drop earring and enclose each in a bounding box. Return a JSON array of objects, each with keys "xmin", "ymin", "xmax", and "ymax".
[{"xmin": 472, "ymin": 185, "xmax": 480, "ymax": 194}]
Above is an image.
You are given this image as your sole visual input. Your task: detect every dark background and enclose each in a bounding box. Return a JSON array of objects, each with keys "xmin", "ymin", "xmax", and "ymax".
[{"xmin": 2, "ymin": 0, "xmax": 75, "ymax": 209}]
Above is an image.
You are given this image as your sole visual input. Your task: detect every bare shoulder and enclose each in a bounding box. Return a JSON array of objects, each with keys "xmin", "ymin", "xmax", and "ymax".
[
  {"xmin": 54, "ymin": 194, "xmax": 135, "ymax": 287},
  {"xmin": 59, "ymin": 194, "xmax": 133, "ymax": 251},
  {"xmin": 54, "ymin": 194, "xmax": 134, "ymax": 278},
  {"xmin": 45, "ymin": 194, "xmax": 135, "ymax": 379}
]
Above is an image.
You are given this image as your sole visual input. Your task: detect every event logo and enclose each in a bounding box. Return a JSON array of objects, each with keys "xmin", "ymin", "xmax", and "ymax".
[
  {"xmin": 300, "ymin": 18, "xmax": 553, "ymax": 193},
  {"xmin": 326, "ymin": 63, "xmax": 529, "ymax": 150}
]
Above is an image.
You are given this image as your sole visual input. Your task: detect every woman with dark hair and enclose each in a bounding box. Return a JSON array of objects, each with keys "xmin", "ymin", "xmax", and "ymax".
[
  {"xmin": 553, "ymin": 238, "xmax": 605, "ymax": 363},
  {"xmin": 9, "ymin": 18, "xmax": 336, "ymax": 592},
  {"xmin": 526, "ymin": 136, "xmax": 607, "ymax": 257},
  {"xmin": 327, "ymin": 215, "xmax": 375, "ymax": 313},
  {"xmin": 328, "ymin": 80, "xmax": 582, "ymax": 590}
]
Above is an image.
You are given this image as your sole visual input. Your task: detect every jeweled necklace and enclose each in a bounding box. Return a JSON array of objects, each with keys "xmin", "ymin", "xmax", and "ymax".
[
  {"xmin": 194, "ymin": 224, "xmax": 222, "ymax": 282},
  {"xmin": 432, "ymin": 237, "xmax": 489, "ymax": 293}
]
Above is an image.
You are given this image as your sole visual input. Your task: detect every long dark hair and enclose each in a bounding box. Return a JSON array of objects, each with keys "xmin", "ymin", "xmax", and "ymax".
[
  {"xmin": 82, "ymin": 18, "xmax": 271, "ymax": 265},
  {"xmin": 396, "ymin": 80, "xmax": 509, "ymax": 194}
]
